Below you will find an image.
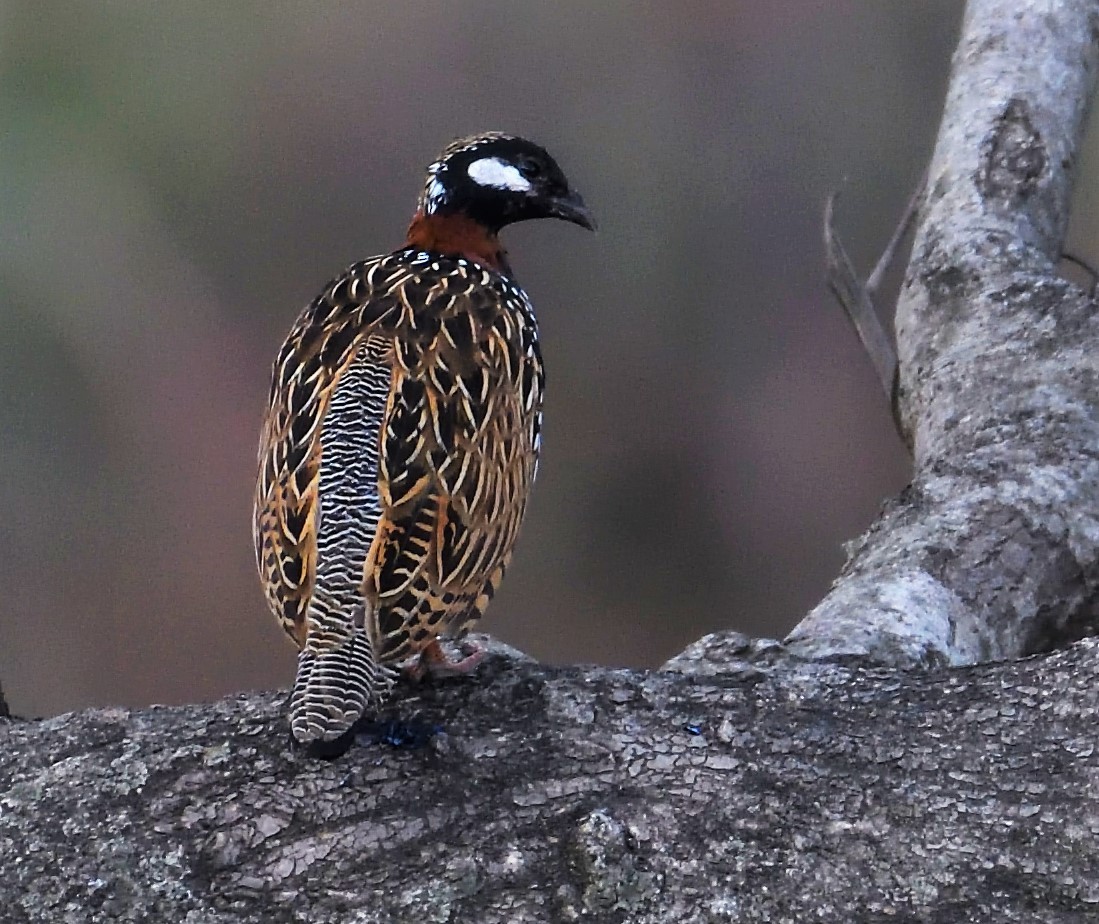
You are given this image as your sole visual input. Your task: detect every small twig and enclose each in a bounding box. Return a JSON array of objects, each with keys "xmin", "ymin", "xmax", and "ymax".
[
  {"xmin": 824, "ymin": 172, "xmax": 927, "ymax": 449},
  {"xmin": 1059, "ymin": 251, "xmax": 1099, "ymax": 302},
  {"xmin": 866, "ymin": 169, "xmax": 927, "ymax": 299},
  {"xmin": 824, "ymin": 190, "xmax": 898, "ymax": 401}
]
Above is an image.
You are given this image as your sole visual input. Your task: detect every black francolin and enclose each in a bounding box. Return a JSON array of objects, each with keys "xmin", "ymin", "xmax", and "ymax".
[{"xmin": 254, "ymin": 133, "xmax": 593, "ymax": 756}]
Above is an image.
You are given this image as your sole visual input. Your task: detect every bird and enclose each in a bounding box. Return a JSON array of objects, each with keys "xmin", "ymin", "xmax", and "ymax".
[{"xmin": 254, "ymin": 133, "xmax": 594, "ymax": 757}]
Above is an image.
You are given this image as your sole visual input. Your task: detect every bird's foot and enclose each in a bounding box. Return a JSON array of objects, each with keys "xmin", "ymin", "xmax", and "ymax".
[{"xmin": 404, "ymin": 639, "xmax": 485, "ymax": 683}]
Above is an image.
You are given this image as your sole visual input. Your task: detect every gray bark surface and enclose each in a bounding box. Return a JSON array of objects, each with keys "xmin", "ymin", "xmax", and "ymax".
[
  {"xmin": 4, "ymin": 636, "xmax": 1099, "ymax": 923},
  {"xmin": 6, "ymin": 1, "xmax": 1099, "ymax": 922},
  {"xmin": 787, "ymin": 0, "xmax": 1099, "ymax": 668}
]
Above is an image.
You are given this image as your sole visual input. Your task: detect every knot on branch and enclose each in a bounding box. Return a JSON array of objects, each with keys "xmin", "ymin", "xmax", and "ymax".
[{"xmin": 978, "ymin": 98, "xmax": 1048, "ymax": 205}]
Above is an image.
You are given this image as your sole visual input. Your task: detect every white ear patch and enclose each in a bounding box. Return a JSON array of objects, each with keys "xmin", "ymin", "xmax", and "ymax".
[{"xmin": 467, "ymin": 157, "xmax": 532, "ymax": 192}]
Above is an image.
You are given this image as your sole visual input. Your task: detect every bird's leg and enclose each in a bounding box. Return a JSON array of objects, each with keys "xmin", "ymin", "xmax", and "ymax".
[{"xmin": 404, "ymin": 639, "xmax": 485, "ymax": 682}]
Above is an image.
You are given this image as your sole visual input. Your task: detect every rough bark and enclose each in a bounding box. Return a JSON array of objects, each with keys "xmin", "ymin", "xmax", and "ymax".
[
  {"xmin": 6, "ymin": 2, "xmax": 1099, "ymax": 922},
  {"xmin": 4, "ymin": 636, "xmax": 1099, "ymax": 923},
  {"xmin": 787, "ymin": 0, "xmax": 1099, "ymax": 668}
]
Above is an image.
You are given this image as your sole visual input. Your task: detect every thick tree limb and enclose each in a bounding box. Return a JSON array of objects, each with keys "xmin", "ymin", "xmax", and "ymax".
[
  {"xmin": 787, "ymin": 0, "xmax": 1099, "ymax": 667},
  {"xmin": 5, "ymin": 637, "xmax": 1099, "ymax": 922}
]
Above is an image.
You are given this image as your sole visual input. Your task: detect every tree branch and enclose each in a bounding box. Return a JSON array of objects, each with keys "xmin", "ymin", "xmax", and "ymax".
[
  {"xmin": 4, "ymin": 637, "xmax": 1099, "ymax": 922},
  {"xmin": 787, "ymin": 0, "xmax": 1099, "ymax": 667}
]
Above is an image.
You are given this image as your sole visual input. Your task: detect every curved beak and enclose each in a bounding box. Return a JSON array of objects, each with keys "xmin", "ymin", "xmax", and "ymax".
[{"xmin": 548, "ymin": 189, "xmax": 597, "ymax": 231}]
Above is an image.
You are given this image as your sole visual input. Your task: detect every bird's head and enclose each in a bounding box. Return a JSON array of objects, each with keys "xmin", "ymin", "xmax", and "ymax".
[{"xmin": 417, "ymin": 133, "xmax": 595, "ymax": 234}]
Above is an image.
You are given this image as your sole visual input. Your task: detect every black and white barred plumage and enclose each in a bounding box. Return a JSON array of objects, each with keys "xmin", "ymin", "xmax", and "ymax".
[{"xmin": 254, "ymin": 134, "xmax": 593, "ymax": 756}]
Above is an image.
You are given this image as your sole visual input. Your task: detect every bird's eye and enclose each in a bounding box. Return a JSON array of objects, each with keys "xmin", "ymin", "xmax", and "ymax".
[{"xmin": 521, "ymin": 157, "xmax": 544, "ymax": 178}]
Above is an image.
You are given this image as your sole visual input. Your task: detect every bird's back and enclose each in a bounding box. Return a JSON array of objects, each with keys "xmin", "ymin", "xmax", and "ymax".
[{"xmin": 256, "ymin": 250, "xmax": 544, "ymax": 746}]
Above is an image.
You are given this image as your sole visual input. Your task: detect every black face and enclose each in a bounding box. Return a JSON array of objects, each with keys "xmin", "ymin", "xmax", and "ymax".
[{"xmin": 419, "ymin": 133, "xmax": 595, "ymax": 233}]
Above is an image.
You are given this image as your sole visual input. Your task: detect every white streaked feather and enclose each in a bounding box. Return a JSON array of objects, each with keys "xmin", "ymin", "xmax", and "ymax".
[{"xmin": 424, "ymin": 175, "xmax": 448, "ymax": 214}]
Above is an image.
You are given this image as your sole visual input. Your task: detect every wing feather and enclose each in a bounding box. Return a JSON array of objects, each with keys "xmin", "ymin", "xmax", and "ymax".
[{"xmin": 364, "ymin": 271, "xmax": 543, "ymax": 664}]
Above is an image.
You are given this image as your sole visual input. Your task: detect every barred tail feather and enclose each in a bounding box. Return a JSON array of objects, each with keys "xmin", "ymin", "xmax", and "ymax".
[{"xmin": 288, "ymin": 622, "xmax": 394, "ymax": 754}]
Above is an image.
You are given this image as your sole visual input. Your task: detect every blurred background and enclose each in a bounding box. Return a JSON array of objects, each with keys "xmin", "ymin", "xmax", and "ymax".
[{"xmin": 4, "ymin": 2, "xmax": 1098, "ymax": 719}]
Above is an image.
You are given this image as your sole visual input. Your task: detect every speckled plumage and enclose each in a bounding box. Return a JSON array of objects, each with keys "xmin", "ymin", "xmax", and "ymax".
[{"xmin": 254, "ymin": 134, "xmax": 592, "ymax": 751}]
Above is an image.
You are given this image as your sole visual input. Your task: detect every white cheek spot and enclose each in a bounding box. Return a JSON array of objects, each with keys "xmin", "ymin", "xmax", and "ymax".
[{"xmin": 467, "ymin": 157, "xmax": 531, "ymax": 192}]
